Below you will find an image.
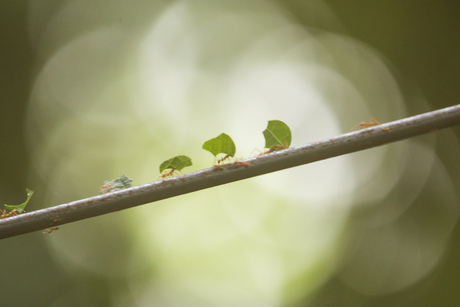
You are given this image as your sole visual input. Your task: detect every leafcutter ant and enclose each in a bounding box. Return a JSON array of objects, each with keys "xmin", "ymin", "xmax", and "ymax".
[
  {"xmin": 43, "ymin": 227, "xmax": 59, "ymax": 234},
  {"xmin": 254, "ymin": 143, "xmax": 289, "ymax": 157},
  {"xmin": 160, "ymin": 169, "xmax": 177, "ymax": 178},
  {"xmin": 213, "ymin": 154, "xmax": 232, "ymax": 169},
  {"xmin": 99, "ymin": 184, "xmax": 113, "ymax": 194},
  {"xmin": 216, "ymin": 154, "xmax": 232, "ymax": 165},
  {"xmin": 352, "ymin": 117, "xmax": 389, "ymax": 131},
  {"xmin": 265, "ymin": 143, "xmax": 289, "ymax": 154},
  {"xmin": 210, "ymin": 154, "xmax": 232, "ymax": 170},
  {"xmin": 214, "ymin": 155, "xmax": 250, "ymax": 168},
  {"xmin": 234, "ymin": 161, "xmax": 250, "ymax": 167},
  {"xmin": 0, "ymin": 209, "xmax": 20, "ymax": 219}
]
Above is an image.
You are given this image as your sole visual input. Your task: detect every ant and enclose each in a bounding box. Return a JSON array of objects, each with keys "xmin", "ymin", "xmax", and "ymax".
[
  {"xmin": 256, "ymin": 143, "xmax": 290, "ymax": 157},
  {"xmin": 214, "ymin": 155, "xmax": 250, "ymax": 168},
  {"xmin": 234, "ymin": 161, "xmax": 250, "ymax": 167},
  {"xmin": 213, "ymin": 154, "xmax": 233, "ymax": 169},
  {"xmin": 160, "ymin": 169, "xmax": 177, "ymax": 178},
  {"xmin": 352, "ymin": 117, "xmax": 389, "ymax": 131},
  {"xmin": 99, "ymin": 183, "xmax": 113, "ymax": 194},
  {"xmin": 43, "ymin": 227, "xmax": 59, "ymax": 234},
  {"xmin": 267, "ymin": 143, "xmax": 289, "ymax": 153},
  {"xmin": 0, "ymin": 209, "xmax": 20, "ymax": 219},
  {"xmin": 216, "ymin": 154, "xmax": 232, "ymax": 165}
]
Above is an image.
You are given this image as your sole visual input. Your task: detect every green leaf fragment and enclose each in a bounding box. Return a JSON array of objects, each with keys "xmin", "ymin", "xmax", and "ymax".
[
  {"xmin": 4, "ymin": 188, "xmax": 34, "ymax": 213},
  {"xmin": 159, "ymin": 155, "xmax": 193, "ymax": 173},
  {"xmin": 118, "ymin": 175, "xmax": 133, "ymax": 188},
  {"xmin": 263, "ymin": 120, "xmax": 292, "ymax": 151},
  {"xmin": 99, "ymin": 175, "xmax": 133, "ymax": 194},
  {"xmin": 202, "ymin": 133, "xmax": 236, "ymax": 157}
]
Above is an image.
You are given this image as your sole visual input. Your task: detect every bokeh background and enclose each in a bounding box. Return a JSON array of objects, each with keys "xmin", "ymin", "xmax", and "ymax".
[{"xmin": 1, "ymin": 1, "xmax": 460, "ymax": 306}]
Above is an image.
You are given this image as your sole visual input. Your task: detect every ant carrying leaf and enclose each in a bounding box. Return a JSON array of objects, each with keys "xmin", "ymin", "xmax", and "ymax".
[
  {"xmin": 99, "ymin": 175, "xmax": 133, "ymax": 194},
  {"xmin": 203, "ymin": 133, "xmax": 236, "ymax": 166},
  {"xmin": 2, "ymin": 188, "xmax": 34, "ymax": 218},
  {"xmin": 159, "ymin": 155, "xmax": 193, "ymax": 178},
  {"xmin": 261, "ymin": 120, "xmax": 292, "ymax": 154},
  {"xmin": 203, "ymin": 133, "xmax": 249, "ymax": 168}
]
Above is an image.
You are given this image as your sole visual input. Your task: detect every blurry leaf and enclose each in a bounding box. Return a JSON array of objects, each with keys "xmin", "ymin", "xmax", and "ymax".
[
  {"xmin": 159, "ymin": 155, "xmax": 193, "ymax": 173},
  {"xmin": 118, "ymin": 175, "xmax": 133, "ymax": 188},
  {"xmin": 4, "ymin": 188, "xmax": 34, "ymax": 213},
  {"xmin": 202, "ymin": 133, "xmax": 236, "ymax": 157},
  {"xmin": 99, "ymin": 175, "xmax": 133, "ymax": 194},
  {"xmin": 263, "ymin": 120, "xmax": 291, "ymax": 151}
]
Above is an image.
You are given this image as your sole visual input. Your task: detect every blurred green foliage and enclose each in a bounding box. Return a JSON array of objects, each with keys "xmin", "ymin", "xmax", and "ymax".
[{"xmin": 1, "ymin": 1, "xmax": 460, "ymax": 306}]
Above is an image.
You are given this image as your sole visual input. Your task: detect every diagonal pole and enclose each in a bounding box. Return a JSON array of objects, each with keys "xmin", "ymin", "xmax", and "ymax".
[{"xmin": 1, "ymin": 104, "xmax": 460, "ymax": 240}]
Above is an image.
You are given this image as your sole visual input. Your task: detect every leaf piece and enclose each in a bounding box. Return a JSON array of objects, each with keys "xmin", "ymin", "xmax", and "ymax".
[
  {"xmin": 159, "ymin": 155, "xmax": 193, "ymax": 173},
  {"xmin": 263, "ymin": 120, "xmax": 292, "ymax": 151},
  {"xmin": 4, "ymin": 188, "xmax": 34, "ymax": 213},
  {"xmin": 202, "ymin": 133, "xmax": 236, "ymax": 157},
  {"xmin": 99, "ymin": 175, "xmax": 133, "ymax": 194}
]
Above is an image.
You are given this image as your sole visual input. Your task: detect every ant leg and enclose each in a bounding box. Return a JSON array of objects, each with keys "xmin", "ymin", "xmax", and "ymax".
[{"xmin": 370, "ymin": 117, "xmax": 383, "ymax": 125}]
